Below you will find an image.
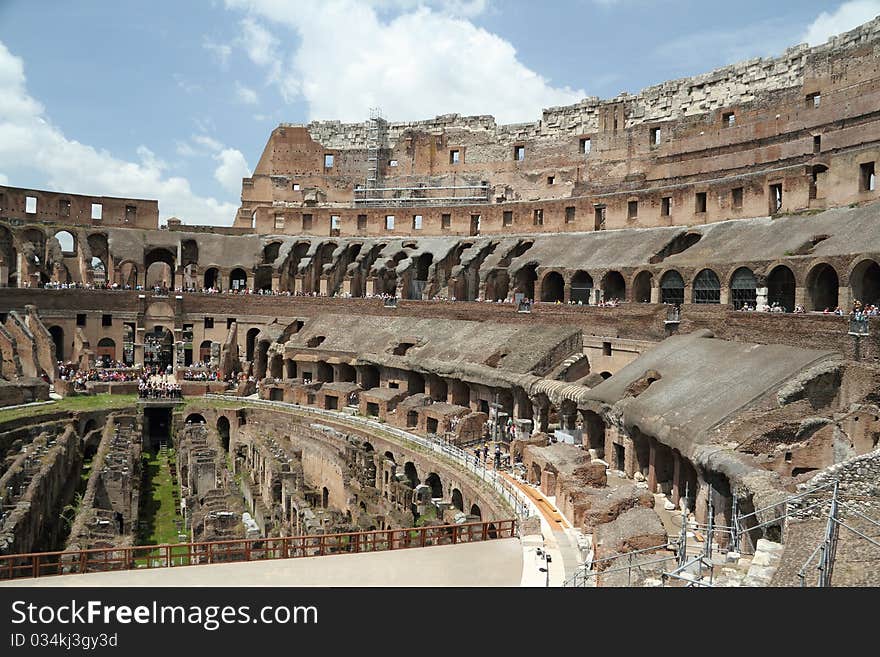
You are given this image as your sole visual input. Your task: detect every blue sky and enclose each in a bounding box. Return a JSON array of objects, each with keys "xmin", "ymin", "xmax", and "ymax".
[{"xmin": 0, "ymin": 0, "xmax": 877, "ymax": 225}]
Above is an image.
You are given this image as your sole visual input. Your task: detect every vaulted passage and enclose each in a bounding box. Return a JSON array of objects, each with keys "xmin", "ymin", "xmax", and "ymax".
[
  {"xmin": 807, "ymin": 264, "xmax": 839, "ymax": 311},
  {"xmin": 767, "ymin": 265, "xmax": 795, "ymax": 311}
]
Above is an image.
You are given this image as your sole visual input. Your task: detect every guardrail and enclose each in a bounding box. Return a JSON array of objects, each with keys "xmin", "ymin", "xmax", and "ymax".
[
  {"xmin": 0, "ymin": 520, "xmax": 516, "ymax": 581},
  {"xmin": 212, "ymin": 396, "xmax": 538, "ymax": 522}
]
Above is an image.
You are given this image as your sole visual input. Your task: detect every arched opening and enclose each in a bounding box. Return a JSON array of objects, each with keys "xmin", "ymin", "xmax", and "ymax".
[
  {"xmin": 810, "ymin": 163, "xmax": 828, "ymax": 200},
  {"xmin": 48, "ymin": 326, "xmax": 64, "ymax": 361},
  {"xmin": 263, "ymin": 242, "xmax": 282, "ymax": 264},
  {"xmin": 692, "ymin": 269, "xmax": 721, "ymax": 304},
  {"xmin": 406, "ymin": 410, "xmax": 418, "ymax": 427},
  {"xmin": 96, "ymin": 337, "xmax": 116, "ymax": 365},
  {"xmin": 285, "ymin": 359, "xmax": 297, "ymax": 379},
  {"xmin": 359, "ymin": 365, "xmax": 379, "ymax": 390},
  {"xmin": 571, "ymin": 270, "xmax": 594, "ymax": 304},
  {"xmin": 0, "ymin": 226, "xmax": 17, "ymax": 287},
  {"xmin": 469, "ymin": 504, "xmax": 481, "ymax": 519},
  {"xmin": 185, "ymin": 413, "xmax": 206, "ymax": 424},
  {"xmin": 90, "ymin": 257, "xmax": 107, "ymax": 284},
  {"xmin": 484, "ymin": 269, "xmax": 510, "ymax": 301},
  {"xmin": 181, "ymin": 239, "xmax": 198, "ymax": 269},
  {"xmin": 730, "ymin": 267, "xmax": 757, "ymax": 309},
  {"xmin": 144, "ymin": 248, "xmax": 175, "ymax": 289},
  {"xmin": 633, "ymin": 271, "xmax": 652, "ymax": 303},
  {"xmin": 404, "ymin": 462, "xmax": 420, "ymax": 489},
  {"xmin": 246, "ymin": 328, "xmax": 260, "ymax": 362},
  {"xmin": 660, "ymin": 270, "xmax": 685, "ymax": 305},
  {"xmin": 409, "ymin": 253, "xmax": 433, "ymax": 300},
  {"xmin": 216, "ymin": 416, "xmax": 230, "ymax": 452},
  {"xmin": 451, "ymin": 488, "xmax": 464, "ymax": 511},
  {"xmin": 199, "ymin": 340, "xmax": 212, "ymax": 363},
  {"xmin": 767, "ymin": 265, "xmax": 796, "ymax": 312},
  {"xmin": 807, "ymin": 263, "xmax": 839, "ymax": 311},
  {"xmin": 540, "ymin": 271, "xmax": 564, "ymax": 302},
  {"xmin": 322, "ymin": 487, "xmax": 329, "ymax": 509},
  {"xmin": 850, "ymin": 259, "xmax": 880, "ymax": 306},
  {"xmin": 229, "ymin": 267, "xmax": 248, "ymax": 291},
  {"xmin": 253, "ymin": 266, "xmax": 273, "ymax": 291},
  {"xmin": 144, "ymin": 326, "xmax": 173, "ymax": 369},
  {"xmin": 54, "ymin": 230, "xmax": 75, "ymax": 255},
  {"xmin": 451, "ymin": 380, "xmax": 469, "ymax": 407},
  {"xmin": 515, "ymin": 263, "xmax": 538, "ymax": 300},
  {"xmin": 425, "ymin": 472, "xmax": 443, "ymax": 499},
  {"xmin": 317, "ymin": 361, "xmax": 334, "ymax": 382},
  {"xmin": 602, "ymin": 270, "xmax": 625, "ymax": 301},
  {"xmin": 270, "ymin": 355, "xmax": 283, "ymax": 379},
  {"xmin": 203, "ymin": 267, "xmax": 220, "ymax": 290},
  {"xmin": 600, "ymin": 371, "xmax": 612, "ymax": 380}
]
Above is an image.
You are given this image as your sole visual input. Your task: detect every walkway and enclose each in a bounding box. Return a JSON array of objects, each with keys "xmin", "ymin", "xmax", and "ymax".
[{"xmin": 2, "ymin": 539, "xmax": 523, "ymax": 588}]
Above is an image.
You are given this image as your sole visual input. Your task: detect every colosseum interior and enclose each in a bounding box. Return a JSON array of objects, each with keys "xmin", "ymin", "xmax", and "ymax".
[{"xmin": 1, "ymin": 16, "xmax": 880, "ymax": 588}]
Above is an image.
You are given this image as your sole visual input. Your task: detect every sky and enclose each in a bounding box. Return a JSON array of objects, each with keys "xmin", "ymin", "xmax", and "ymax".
[{"xmin": 0, "ymin": 0, "xmax": 878, "ymax": 226}]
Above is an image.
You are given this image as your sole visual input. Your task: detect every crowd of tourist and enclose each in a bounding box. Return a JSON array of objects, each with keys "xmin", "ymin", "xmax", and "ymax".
[
  {"xmin": 138, "ymin": 380, "xmax": 182, "ymax": 399},
  {"xmin": 56, "ymin": 361, "xmax": 141, "ymax": 390},
  {"xmin": 181, "ymin": 367, "xmax": 221, "ymax": 381}
]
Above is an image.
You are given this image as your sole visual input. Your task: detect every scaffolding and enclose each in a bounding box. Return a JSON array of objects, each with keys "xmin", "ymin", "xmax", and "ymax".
[{"xmin": 364, "ymin": 107, "xmax": 384, "ymax": 196}]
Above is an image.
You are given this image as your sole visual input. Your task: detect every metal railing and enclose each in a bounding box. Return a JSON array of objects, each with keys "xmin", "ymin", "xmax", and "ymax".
[
  {"xmin": 564, "ymin": 543, "xmax": 675, "ymax": 587},
  {"xmin": 0, "ymin": 519, "xmax": 516, "ymax": 581},
  {"xmin": 217, "ymin": 396, "xmax": 538, "ymax": 522}
]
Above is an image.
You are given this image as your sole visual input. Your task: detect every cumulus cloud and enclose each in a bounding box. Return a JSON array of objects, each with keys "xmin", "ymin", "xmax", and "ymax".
[
  {"xmin": 235, "ymin": 81, "xmax": 259, "ymax": 105},
  {"xmin": 801, "ymin": 0, "xmax": 880, "ymax": 45},
  {"xmin": 213, "ymin": 148, "xmax": 252, "ymax": 195},
  {"xmin": 0, "ymin": 40, "xmax": 240, "ymax": 226},
  {"xmin": 222, "ymin": 0, "xmax": 584, "ymax": 124}
]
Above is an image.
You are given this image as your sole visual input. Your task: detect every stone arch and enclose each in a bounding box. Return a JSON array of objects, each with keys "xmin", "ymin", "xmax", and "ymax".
[
  {"xmin": 144, "ymin": 247, "xmax": 175, "ymax": 288},
  {"xmin": 730, "ymin": 267, "xmax": 757, "ymax": 309},
  {"xmin": 185, "ymin": 413, "xmax": 206, "ymax": 424},
  {"xmin": 216, "ymin": 416, "xmax": 230, "ymax": 452},
  {"xmin": 632, "ymin": 270, "xmax": 652, "ymax": 303},
  {"xmin": 530, "ymin": 462, "xmax": 542, "ymax": 485},
  {"xmin": 767, "ymin": 264, "xmax": 796, "ymax": 311},
  {"xmin": 451, "ymin": 488, "xmax": 464, "ymax": 512},
  {"xmin": 54, "ymin": 230, "xmax": 76, "ymax": 255},
  {"xmin": 470, "ymin": 504, "xmax": 481, "ymax": 520},
  {"xmin": 582, "ymin": 410, "xmax": 606, "ymax": 457},
  {"xmin": 660, "ymin": 270, "xmax": 685, "ymax": 305},
  {"xmin": 806, "ymin": 262, "xmax": 839, "ymax": 311},
  {"xmin": 203, "ymin": 267, "xmax": 220, "ymax": 290},
  {"xmin": 180, "ymin": 239, "xmax": 198, "ymax": 267},
  {"xmin": 601, "ymin": 270, "xmax": 625, "ymax": 301},
  {"xmin": 849, "ymin": 258, "xmax": 880, "ymax": 306},
  {"xmin": 692, "ymin": 268, "xmax": 721, "ymax": 304},
  {"xmin": 540, "ymin": 270, "xmax": 565, "ymax": 302},
  {"xmin": 96, "ymin": 337, "xmax": 116, "ymax": 363},
  {"xmin": 263, "ymin": 241, "xmax": 282, "ymax": 264},
  {"xmin": 118, "ymin": 260, "xmax": 138, "ymax": 288},
  {"xmin": 199, "ymin": 340, "xmax": 212, "ymax": 363},
  {"xmin": 229, "ymin": 267, "xmax": 248, "ymax": 291},
  {"xmin": 570, "ymin": 270, "xmax": 593, "ymax": 304},
  {"xmin": 404, "ymin": 461, "xmax": 420, "ymax": 489},
  {"xmin": 514, "ymin": 263, "xmax": 538, "ymax": 300},
  {"xmin": 425, "ymin": 472, "xmax": 443, "ymax": 499}
]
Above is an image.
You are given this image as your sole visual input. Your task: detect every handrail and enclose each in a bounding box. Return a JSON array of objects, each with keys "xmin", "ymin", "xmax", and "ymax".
[{"xmin": 0, "ymin": 519, "xmax": 516, "ymax": 581}]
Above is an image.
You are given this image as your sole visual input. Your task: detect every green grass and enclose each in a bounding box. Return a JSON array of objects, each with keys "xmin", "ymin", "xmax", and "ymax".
[
  {"xmin": 136, "ymin": 447, "xmax": 183, "ymax": 547},
  {"xmin": 0, "ymin": 394, "xmax": 137, "ymax": 425}
]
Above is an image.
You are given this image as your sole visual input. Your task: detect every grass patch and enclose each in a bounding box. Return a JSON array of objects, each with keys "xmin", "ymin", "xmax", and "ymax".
[
  {"xmin": 136, "ymin": 447, "xmax": 183, "ymax": 547},
  {"xmin": 0, "ymin": 394, "xmax": 137, "ymax": 425}
]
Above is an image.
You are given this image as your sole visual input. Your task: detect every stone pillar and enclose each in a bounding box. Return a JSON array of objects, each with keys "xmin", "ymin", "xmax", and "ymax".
[
  {"xmin": 838, "ymin": 286, "xmax": 851, "ymax": 311},
  {"xmin": 272, "ymin": 274, "xmax": 281, "ymax": 292},
  {"xmin": 647, "ymin": 438, "xmax": 658, "ymax": 493},
  {"xmin": 650, "ymin": 286, "xmax": 660, "ymax": 303},
  {"xmin": 319, "ymin": 276, "xmax": 330, "ymax": 296},
  {"xmin": 533, "ymin": 404, "xmax": 549, "ymax": 433},
  {"xmin": 794, "ymin": 286, "xmax": 807, "ymax": 310},
  {"xmin": 294, "ymin": 275, "xmax": 305, "ymax": 295},
  {"xmin": 719, "ymin": 287, "xmax": 729, "ymax": 305},
  {"xmin": 756, "ymin": 286, "xmax": 768, "ymax": 308},
  {"xmin": 341, "ymin": 278, "xmax": 351, "ymax": 296},
  {"xmin": 366, "ymin": 278, "xmax": 377, "ymax": 296},
  {"xmin": 623, "ymin": 435, "xmax": 636, "ymax": 478},
  {"xmin": 694, "ymin": 470, "xmax": 710, "ymax": 524},
  {"xmin": 563, "ymin": 282, "xmax": 571, "ymax": 304}
]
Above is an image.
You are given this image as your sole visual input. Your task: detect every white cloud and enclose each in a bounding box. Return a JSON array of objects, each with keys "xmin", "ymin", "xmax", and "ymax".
[
  {"xmin": 192, "ymin": 134, "xmax": 224, "ymax": 152},
  {"xmin": 235, "ymin": 81, "xmax": 259, "ymax": 105},
  {"xmin": 0, "ymin": 41, "xmax": 239, "ymax": 226},
  {"xmin": 223, "ymin": 0, "xmax": 584, "ymax": 124},
  {"xmin": 801, "ymin": 1, "xmax": 880, "ymax": 45},
  {"xmin": 203, "ymin": 36, "xmax": 233, "ymax": 68},
  {"xmin": 213, "ymin": 148, "xmax": 252, "ymax": 195}
]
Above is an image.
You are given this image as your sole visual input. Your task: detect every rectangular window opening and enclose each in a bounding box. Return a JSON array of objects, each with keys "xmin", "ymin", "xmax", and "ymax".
[
  {"xmin": 565, "ymin": 206, "xmax": 576, "ymax": 224},
  {"xmin": 547, "ymin": 175, "xmax": 555, "ymax": 185},
  {"xmin": 76, "ymin": 313, "xmax": 87, "ymax": 327},
  {"xmin": 91, "ymin": 203, "xmax": 103, "ymax": 220},
  {"xmin": 661, "ymin": 197, "xmax": 671, "ymax": 217},
  {"xmin": 274, "ymin": 215, "xmax": 285, "ymax": 230},
  {"xmin": 627, "ymin": 200, "xmax": 638, "ymax": 219},
  {"xmin": 331, "ymin": 215, "xmax": 341, "ymax": 230},
  {"xmin": 722, "ymin": 111, "xmax": 735, "ymax": 128},
  {"xmin": 450, "ymin": 149, "xmax": 460, "ymax": 164},
  {"xmin": 357, "ymin": 214, "xmax": 368, "ymax": 230},
  {"xmin": 533, "ymin": 209, "xmax": 544, "ymax": 226},
  {"xmin": 389, "ymin": 160, "xmax": 398, "ymax": 167},
  {"xmin": 302, "ymin": 213, "xmax": 313, "ymax": 230},
  {"xmin": 731, "ymin": 187, "xmax": 744, "ymax": 209},
  {"xmin": 324, "ymin": 154, "xmax": 334, "ymax": 168},
  {"xmin": 770, "ymin": 183, "xmax": 783, "ymax": 213},
  {"xmin": 441, "ymin": 213, "xmax": 451, "ymax": 229},
  {"xmin": 580, "ymin": 137, "xmax": 591, "ymax": 154},
  {"xmin": 293, "ymin": 183, "xmax": 301, "ymax": 191},
  {"xmin": 385, "ymin": 215, "xmax": 395, "ymax": 230},
  {"xmin": 503, "ymin": 210, "xmax": 513, "ymax": 227},
  {"xmin": 813, "ymin": 135, "xmax": 821, "ymax": 154},
  {"xmin": 125, "ymin": 205, "xmax": 136, "ymax": 223},
  {"xmin": 25, "ymin": 196, "xmax": 36, "ymax": 214},
  {"xmin": 650, "ymin": 127, "xmax": 661, "ymax": 146},
  {"xmin": 695, "ymin": 192, "xmax": 707, "ymax": 214},
  {"xmin": 594, "ymin": 205, "xmax": 606, "ymax": 231},
  {"xmin": 227, "ymin": 318, "xmax": 236, "ymax": 329},
  {"xmin": 204, "ymin": 317, "xmax": 214, "ymax": 329},
  {"xmin": 412, "ymin": 215, "xmax": 423, "ymax": 230},
  {"xmin": 102, "ymin": 314, "xmax": 112, "ymax": 327},
  {"xmin": 603, "ymin": 342, "xmax": 612, "ymax": 357},
  {"xmin": 514, "ymin": 145, "xmax": 525, "ymax": 161},
  {"xmin": 806, "ymin": 92, "xmax": 821, "ymax": 108},
  {"xmin": 59, "ymin": 199, "xmax": 71, "ymax": 217},
  {"xmin": 860, "ymin": 162, "xmax": 876, "ymax": 192}
]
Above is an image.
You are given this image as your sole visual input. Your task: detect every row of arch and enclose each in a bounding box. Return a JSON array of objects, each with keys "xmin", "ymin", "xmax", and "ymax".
[{"xmin": 536, "ymin": 260, "xmax": 880, "ymax": 311}]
